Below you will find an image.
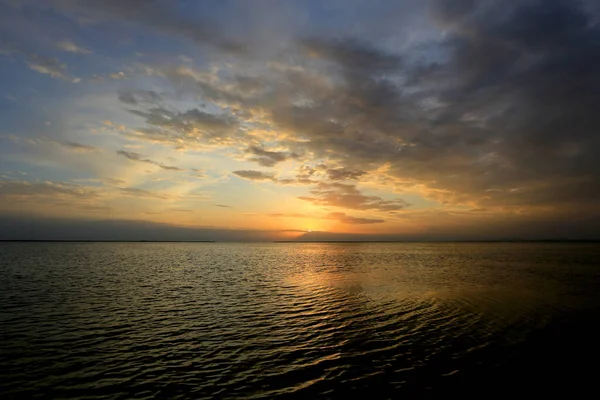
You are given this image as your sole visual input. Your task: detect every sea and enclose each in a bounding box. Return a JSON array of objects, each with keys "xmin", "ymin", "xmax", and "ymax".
[{"xmin": 1, "ymin": 242, "xmax": 600, "ymax": 399}]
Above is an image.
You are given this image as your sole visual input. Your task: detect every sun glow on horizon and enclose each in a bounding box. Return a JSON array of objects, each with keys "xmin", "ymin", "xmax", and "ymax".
[{"xmin": 1, "ymin": 0, "xmax": 599, "ymax": 241}]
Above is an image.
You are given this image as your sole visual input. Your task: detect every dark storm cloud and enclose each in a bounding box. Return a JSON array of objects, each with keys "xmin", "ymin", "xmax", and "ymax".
[
  {"xmin": 300, "ymin": 37, "xmax": 402, "ymax": 74},
  {"xmin": 414, "ymin": 0, "xmax": 600, "ymax": 209},
  {"xmin": 298, "ymin": 182, "xmax": 408, "ymax": 211},
  {"xmin": 116, "ymin": 150, "xmax": 182, "ymax": 171},
  {"xmin": 261, "ymin": 40, "xmax": 422, "ymax": 170},
  {"xmin": 264, "ymin": 0, "xmax": 600, "ymax": 216}
]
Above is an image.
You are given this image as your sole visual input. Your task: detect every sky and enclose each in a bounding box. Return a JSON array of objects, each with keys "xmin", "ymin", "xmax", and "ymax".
[{"xmin": 1, "ymin": 0, "xmax": 600, "ymax": 241}]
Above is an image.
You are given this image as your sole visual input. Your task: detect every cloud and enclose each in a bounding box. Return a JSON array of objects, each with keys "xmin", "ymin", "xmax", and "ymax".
[
  {"xmin": 56, "ymin": 140, "xmax": 97, "ymax": 153},
  {"xmin": 41, "ymin": 0, "xmax": 246, "ymax": 53},
  {"xmin": 5, "ymin": 0, "xmax": 600, "ymax": 238},
  {"xmin": 74, "ymin": 177, "xmax": 125, "ymax": 186},
  {"xmin": 26, "ymin": 54, "xmax": 79, "ymax": 82},
  {"xmin": 0, "ymin": 215, "xmax": 291, "ymax": 241},
  {"xmin": 108, "ymin": 71, "xmax": 126, "ymax": 79},
  {"xmin": 0, "ymin": 41, "xmax": 79, "ymax": 82},
  {"xmin": 84, "ymin": 0, "xmax": 599, "ymax": 228},
  {"xmin": 116, "ymin": 150, "xmax": 182, "ymax": 171},
  {"xmin": 79, "ymin": 204, "xmax": 111, "ymax": 212},
  {"xmin": 298, "ymin": 182, "xmax": 408, "ymax": 211},
  {"xmin": 1, "ymin": 134, "xmax": 97, "ymax": 153},
  {"xmin": 118, "ymin": 187, "xmax": 168, "ymax": 199},
  {"xmin": 246, "ymin": 146, "xmax": 297, "ymax": 167},
  {"xmin": 0, "ymin": 179, "xmax": 108, "ymax": 212},
  {"xmin": 276, "ymin": 178, "xmax": 316, "ymax": 186},
  {"xmin": 326, "ymin": 168, "xmax": 366, "ymax": 181},
  {"xmin": 160, "ymin": 0, "xmax": 600, "ymax": 218},
  {"xmin": 89, "ymin": 72, "xmax": 129, "ymax": 82},
  {"xmin": 126, "ymin": 107, "xmax": 241, "ymax": 148},
  {"xmin": 267, "ymin": 213, "xmax": 308, "ymax": 218},
  {"xmin": 403, "ymin": 0, "xmax": 600, "ymax": 209},
  {"xmin": 0, "ymin": 179, "xmax": 98, "ymax": 199},
  {"xmin": 326, "ymin": 212, "xmax": 384, "ymax": 224},
  {"xmin": 255, "ymin": 164, "xmax": 365, "ymax": 186},
  {"xmin": 118, "ymin": 90, "xmax": 162, "ymax": 105},
  {"xmin": 300, "ymin": 37, "xmax": 402, "ymax": 74},
  {"xmin": 56, "ymin": 40, "xmax": 91, "ymax": 54},
  {"xmin": 215, "ymin": 204, "xmax": 232, "ymax": 208},
  {"xmin": 232, "ymin": 170, "xmax": 276, "ymax": 181},
  {"xmin": 267, "ymin": 211, "xmax": 384, "ymax": 224}
]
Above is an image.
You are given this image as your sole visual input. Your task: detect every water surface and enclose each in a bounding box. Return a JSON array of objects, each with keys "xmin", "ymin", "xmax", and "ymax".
[{"xmin": 1, "ymin": 242, "xmax": 600, "ymax": 398}]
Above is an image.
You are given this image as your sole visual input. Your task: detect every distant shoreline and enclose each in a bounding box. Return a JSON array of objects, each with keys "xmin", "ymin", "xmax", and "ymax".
[
  {"xmin": 0, "ymin": 240, "xmax": 217, "ymax": 243},
  {"xmin": 274, "ymin": 240, "xmax": 600, "ymax": 243},
  {"xmin": 1, "ymin": 240, "xmax": 599, "ymax": 243}
]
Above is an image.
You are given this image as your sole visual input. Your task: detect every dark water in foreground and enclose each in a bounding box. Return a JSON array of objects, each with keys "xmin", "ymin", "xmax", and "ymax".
[{"xmin": 2, "ymin": 242, "xmax": 600, "ymax": 399}]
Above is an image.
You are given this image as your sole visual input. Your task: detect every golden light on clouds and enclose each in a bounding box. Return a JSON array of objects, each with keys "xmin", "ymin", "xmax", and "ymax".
[{"xmin": 1, "ymin": 0, "xmax": 600, "ymax": 240}]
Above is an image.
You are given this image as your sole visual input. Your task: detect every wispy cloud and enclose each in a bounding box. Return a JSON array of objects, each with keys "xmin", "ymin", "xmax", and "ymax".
[
  {"xmin": 116, "ymin": 150, "xmax": 182, "ymax": 171},
  {"xmin": 56, "ymin": 40, "xmax": 91, "ymax": 54},
  {"xmin": 56, "ymin": 140, "xmax": 97, "ymax": 153},
  {"xmin": 124, "ymin": 107, "xmax": 241, "ymax": 149},
  {"xmin": 108, "ymin": 71, "xmax": 126, "ymax": 79},
  {"xmin": 1, "ymin": 134, "xmax": 97, "ymax": 153},
  {"xmin": 266, "ymin": 211, "xmax": 385, "ymax": 224},
  {"xmin": 246, "ymin": 146, "xmax": 297, "ymax": 167},
  {"xmin": 326, "ymin": 212, "xmax": 384, "ymax": 225},
  {"xmin": 118, "ymin": 187, "xmax": 169, "ymax": 199},
  {"xmin": 26, "ymin": 53, "xmax": 79, "ymax": 82},
  {"xmin": 299, "ymin": 182, "xmax": 408, "ymax": 211},
  {"xmin": 43, "ymin": 0, "xmax": 246, "ymax": 53},
  {"xmin": 267, "ymin": 213, "xmax": 308, "ymax": 218},
  {"xmin": 0, "ymin": 179, "xmax": 98, "ymax": 199},
  {"xmin": 118, "ymin": 90, "xmax": 162, "ymax": 105},
  {"xmin": 232, "ymin": 170, "xmax": 276, "ymax": 181},
  {"xmin": 326, "ymin": 168, "xmax": 366, "ymax": 181},
  {"xmin": 0, "ymin": 42, "xmax": 79, "ymax": 82}
]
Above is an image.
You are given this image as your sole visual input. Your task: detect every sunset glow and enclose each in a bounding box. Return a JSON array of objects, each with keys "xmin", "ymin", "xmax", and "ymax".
[{"xmin": 1, "ymin": 0, "xmax": 600, "ymax": 241}]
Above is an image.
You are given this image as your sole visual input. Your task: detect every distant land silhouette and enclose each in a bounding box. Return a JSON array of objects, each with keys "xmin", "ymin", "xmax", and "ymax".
[{"xmin": 2, "ymin": 215, "xmax": 600, "ymax": 242}]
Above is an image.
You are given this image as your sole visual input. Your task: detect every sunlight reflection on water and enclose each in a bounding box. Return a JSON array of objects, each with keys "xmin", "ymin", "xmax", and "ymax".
[{"xmin": 1, "ymin": 242, "xmax": 600, "ymax": 398}]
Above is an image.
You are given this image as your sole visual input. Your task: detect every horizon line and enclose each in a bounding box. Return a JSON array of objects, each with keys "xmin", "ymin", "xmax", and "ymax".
[{"xmin": 2, "ymin": 239, "xmax": 600, "ymax": 243}]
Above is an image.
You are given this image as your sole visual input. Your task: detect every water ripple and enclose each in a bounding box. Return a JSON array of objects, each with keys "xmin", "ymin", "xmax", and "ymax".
[{"xmin": 1, "ymin": 242, "xmax": 600, "ymax": 398}]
